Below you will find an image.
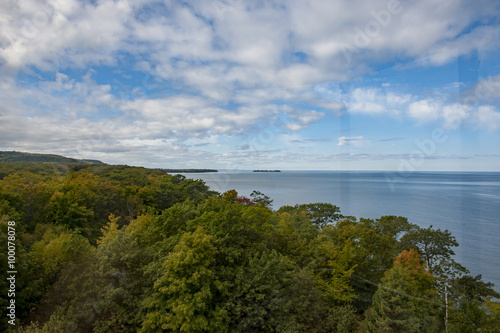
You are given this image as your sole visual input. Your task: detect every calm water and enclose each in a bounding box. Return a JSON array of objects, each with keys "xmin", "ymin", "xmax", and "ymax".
[{"xmin": 181, "ymin": 171, "xmax": 500, "ymax": 290}]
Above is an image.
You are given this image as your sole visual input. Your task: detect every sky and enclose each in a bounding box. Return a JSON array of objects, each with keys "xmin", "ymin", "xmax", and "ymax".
[{"xmin": 1, "ymin": 0, "xmax": 500, "ymax": 171}]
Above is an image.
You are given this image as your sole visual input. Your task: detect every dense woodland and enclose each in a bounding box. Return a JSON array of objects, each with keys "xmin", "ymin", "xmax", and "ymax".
[{"xmin": 0, "ymin": 156, "xmax": 499, "ymax": 332}]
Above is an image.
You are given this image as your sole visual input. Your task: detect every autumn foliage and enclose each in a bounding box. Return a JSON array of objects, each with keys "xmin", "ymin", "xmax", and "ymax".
[{"xmin": 0, "ymin": 161, "xmax": 497, "ymax": 332}]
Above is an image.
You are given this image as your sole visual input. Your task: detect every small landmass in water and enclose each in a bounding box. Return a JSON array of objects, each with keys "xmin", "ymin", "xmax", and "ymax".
[{"xmin": 163, "ymin": 169, "xmax": 218, "ymax": 173}]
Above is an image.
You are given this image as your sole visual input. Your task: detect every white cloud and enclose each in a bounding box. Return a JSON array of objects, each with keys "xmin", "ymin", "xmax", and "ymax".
[
  {"xmin": 349, "ymin": 88, "xmax": 411, "ymax": 115},
  {"xmin": 0, "ymin": 0, "xmax": 132, "ymax": 70},
  {"xmin": 418, "ymin": 25, "xmax": 500, "ymax": 66},
  {"xmin": 283, "ymin": 108, "xmax": 325, "ymax": 131},
  {"xmin": 462, "ymin": 74, "xmax": 500, "ymax": 104},
  {"xmin": 0, "ymin": 0, "xmax": 499, "ymax": 169},
  {"xmin": 337, "ymin": 136, "xmax": 369, "ymax": 147},
  {"xmin": 476, "ymin": 105, "xmax": 500, "ymax": 130},
  {"xmin": 442, "ymin": 103, "xmax": 471, "ymax": 128},
  {"xmin": 407, "ymin": 100, "xmax": 441, "ymax": 122},
  {"xmin": 122, "ymin": 95, "xmax": 271, "ymax": 136},
  {"xmin": 285, "ymin": 123, "xmax": 303, "ymax": 131},
  {"xmin": 407, "ymin": 99, "xmax": 500, "ymax": 130},
  {"xmin": 2, "ymin": 0, "xmax": 497, "ymax": 86}
]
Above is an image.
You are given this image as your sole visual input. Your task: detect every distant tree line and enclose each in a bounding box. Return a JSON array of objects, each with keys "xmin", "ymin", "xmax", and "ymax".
[{"xmin": 0, "ymin": 151, "xmax": 104, "ymax": 165}]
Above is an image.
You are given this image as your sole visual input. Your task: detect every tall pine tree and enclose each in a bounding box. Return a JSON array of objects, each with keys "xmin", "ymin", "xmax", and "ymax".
[{"xmin": 363, "ymin": 249, "xmax": 440, "ymax": 332}]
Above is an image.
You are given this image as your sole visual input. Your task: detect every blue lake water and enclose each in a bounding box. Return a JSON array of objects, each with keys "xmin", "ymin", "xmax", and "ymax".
[{"xmin": 181, "ymin": 171, "xmax": 500, "ymax": 290}]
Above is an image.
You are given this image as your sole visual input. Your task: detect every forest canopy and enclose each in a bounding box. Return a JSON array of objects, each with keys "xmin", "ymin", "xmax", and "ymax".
[{"xmin": 0, "ymin": 158, "xmax": 498, "ymax": 332}]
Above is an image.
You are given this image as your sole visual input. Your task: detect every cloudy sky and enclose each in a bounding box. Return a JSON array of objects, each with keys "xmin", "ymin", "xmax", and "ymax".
[{"xmin": 1, "ymin": 0, "xmax": 500, "ymax": 170}]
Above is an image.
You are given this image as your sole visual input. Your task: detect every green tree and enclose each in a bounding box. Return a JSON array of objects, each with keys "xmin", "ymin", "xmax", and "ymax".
[
  {"xmin": 46, "ymin": 191, "xmax": 94, "ymax": 230},
  {"xmin": 447, "ymin": 274, "xmax": 500, "ymax": 332},
  {"xmin": 483, "ymin": 297, "xmax": 500, "ymax": 332},
  {"xmin": 88, "ymin": 218, "xmax": 154, "ymax": 332},
  {"xmin": 309, "ymin": 235, "xmax": 356, "ymax": 304},
  {"xmin": 373, "ymin": 215, "xmax": 416, "ymax": 240},
  {"xmin": 278, "ymin": 203, "xmax": 343, "ymax": 229},
  {"xmin": 224, "ymin": 250, "xmax": 294, "ymax": 331},
  {"xmin": 30, "ymin": 229, "xmax": 92, "ymax": 279},
  {"xmin": 1, "ymin": 172, "xmax": 55, "ymax": 228},
  {"xmin": 28, "ymin": 228, "xmax": 93, "ymax": 297},
  {"xmin": 266, "ymin": 210, "xmax": 318, "ymax": 267},
  {"xmin": 400, "ymin": 225, "xmax": 468, "ymax": 284},
  {"xmin": 322, "ymin": 216, "xmax": 409, "ymax": 309},
  {"xmin": 13, "ymin": 226, "xmax": 94, "ymax": 328},
  {"xmin": 141, "ymin": 227, "xmax": 228, "ymax": 332},
  {"xmin": 15, "ymin": 314, "xmax": 78, "ymax": 333},
  {"xmin": 250, "ymin": 190, "xmax": 273, "ymax": 208},
  {"xmin": 43, "ymin": 172, "xmax": 126, "ymax": 241},
  {"xmin": 363, "ymin": 249, "xmax": 440, "ymax": 332}
]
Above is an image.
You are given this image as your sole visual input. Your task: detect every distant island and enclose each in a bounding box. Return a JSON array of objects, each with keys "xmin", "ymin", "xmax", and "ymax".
[
  {"xmin": 162, "ymin": 169, "xmax": 218, "ymax": 173},
  {"xmin": 253, "ymin": 170, "xmax": 281, "ymax": 172}
]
